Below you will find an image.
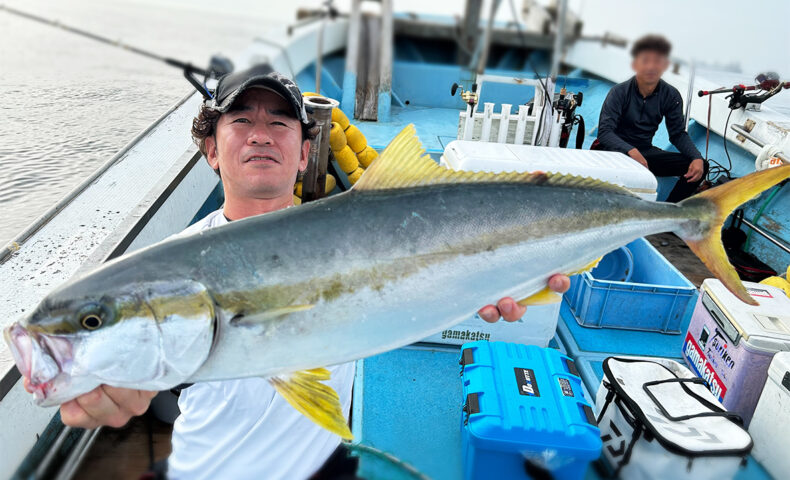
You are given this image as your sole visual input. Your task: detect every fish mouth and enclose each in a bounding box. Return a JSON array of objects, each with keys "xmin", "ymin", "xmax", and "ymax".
[{"xmin": 4, "ymin": 323, "xmax": 73, "ymax": 403}]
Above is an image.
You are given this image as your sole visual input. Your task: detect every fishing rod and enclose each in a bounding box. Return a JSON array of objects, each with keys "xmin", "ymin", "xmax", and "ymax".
[
  {"xmin": 0, "ymin": 3, "xmax": 233, "ymax": 99},
  {"xmin": 698, "ymin": 72, "xmax": 790, "ymax": 110}
]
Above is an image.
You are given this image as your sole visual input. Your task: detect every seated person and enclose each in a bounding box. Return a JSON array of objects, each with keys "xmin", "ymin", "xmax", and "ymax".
[{"xmin": 592, "ymin": 34, "xmax": 707, "ymax": 202}]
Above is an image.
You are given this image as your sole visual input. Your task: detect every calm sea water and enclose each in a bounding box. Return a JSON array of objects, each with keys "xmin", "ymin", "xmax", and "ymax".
[{"xmin": 0, "ymin": 0, "xmax": 295, "ymax": 245}]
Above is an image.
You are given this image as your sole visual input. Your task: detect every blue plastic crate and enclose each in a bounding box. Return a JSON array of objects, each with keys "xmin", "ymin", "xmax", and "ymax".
[
  {"xmin": 460, "ymin": 342, "xmax": 601, "ymax": 480},
  {"xmin": 563, "ymin": 238, "xmax": 698, "ymax": 333}
]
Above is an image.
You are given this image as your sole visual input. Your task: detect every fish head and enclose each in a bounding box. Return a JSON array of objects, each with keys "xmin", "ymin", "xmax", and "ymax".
[{"xmin": 4, "ymin": 276, "xmax": 216, "ymax": 406}]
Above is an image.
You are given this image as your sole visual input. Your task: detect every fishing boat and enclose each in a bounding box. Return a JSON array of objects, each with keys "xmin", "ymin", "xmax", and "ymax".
[{"xmin": 1, "ymin": 1, "xmax": 789, "ymax": 478}]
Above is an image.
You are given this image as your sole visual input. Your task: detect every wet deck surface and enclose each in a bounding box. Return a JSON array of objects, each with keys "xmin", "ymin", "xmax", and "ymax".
[{"xmin": 646, "ymin": 232, "xmax": 712, "ymax": 287}]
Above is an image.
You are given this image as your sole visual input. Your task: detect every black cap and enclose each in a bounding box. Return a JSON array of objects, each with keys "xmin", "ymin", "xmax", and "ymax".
[{"xmin": 205, "ymin": 64, "xmax": 310, "ymax": 124}]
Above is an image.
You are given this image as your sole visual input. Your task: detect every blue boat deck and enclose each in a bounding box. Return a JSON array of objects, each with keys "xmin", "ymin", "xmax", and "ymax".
[{"xmin": 352, "ymin": 315, "xmax": 772, "ymax": 479}]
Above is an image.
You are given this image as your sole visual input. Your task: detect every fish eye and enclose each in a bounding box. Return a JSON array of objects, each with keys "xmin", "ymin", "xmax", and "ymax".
[
  {"xmin": 76, "ymin": 303, "xmax": 110, "ymax": 330},
  {"xmin": 81, "ymin": 314, "xmax": 103, "ymax": 330}
]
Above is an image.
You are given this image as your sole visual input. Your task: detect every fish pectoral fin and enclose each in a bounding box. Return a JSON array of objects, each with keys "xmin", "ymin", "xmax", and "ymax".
[
  {"xmin": 230, "ymin": 304, "xmax": 315, "ymax": 325},
  {"xmin": 568, "ymin": 256, "xmax": 603, "ymax": 276},
  {"xmin": 516, "ymin": 258, "xmax": 602, "ymax": 307},
  {"xmin": 517, "ymin": 287, "xmax": 562, "ymax": 306},
  {"xmin": 268, "ymin": 368, "xmax": 353, "ymax": 440}
]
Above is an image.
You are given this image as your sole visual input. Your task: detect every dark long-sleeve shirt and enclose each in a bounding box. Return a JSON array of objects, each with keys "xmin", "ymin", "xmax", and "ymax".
[{"xmin": 597, "ymin": 77, "xmax": 702, "ymax": 160}]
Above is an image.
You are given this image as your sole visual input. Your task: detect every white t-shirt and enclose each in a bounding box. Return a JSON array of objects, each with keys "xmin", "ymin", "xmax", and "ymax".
[{"xmin": 167, "ymin": 209, "xmax": 356, "ymax": 480}]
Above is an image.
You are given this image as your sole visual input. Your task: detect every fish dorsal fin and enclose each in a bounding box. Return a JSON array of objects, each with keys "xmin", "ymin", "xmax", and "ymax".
[{"xmin": 354, "ymin": 125, "xmax": 637, "ymax": 197}]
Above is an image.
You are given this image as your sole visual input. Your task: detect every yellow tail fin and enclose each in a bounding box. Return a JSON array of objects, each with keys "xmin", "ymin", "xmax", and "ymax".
[
  {"xmin": 269, "ymin": 368, "xmax": 353, "ymax": 440},
  {"xmin": 678, "ymin": 165, "xmax": 790, "ymax": 305}
]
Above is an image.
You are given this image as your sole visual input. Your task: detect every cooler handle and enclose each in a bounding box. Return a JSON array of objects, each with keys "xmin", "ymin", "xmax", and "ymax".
[{"xmin": 642, "ymin": 377, "xmax": 744, "ymax": 425}]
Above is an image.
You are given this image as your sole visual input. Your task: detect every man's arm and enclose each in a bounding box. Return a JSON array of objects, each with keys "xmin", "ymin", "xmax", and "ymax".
[
  {"xmin": 597, "ymin": 87, "xmax": 636, "ymax": 155},
  {"xmin": 664, "ymin": 89, "xmax": 703, "ymax": 161}
]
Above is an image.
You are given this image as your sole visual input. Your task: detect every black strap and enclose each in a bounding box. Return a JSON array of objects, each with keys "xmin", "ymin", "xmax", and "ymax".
[
  {"xmin": 642, "ymin": 377, "xmax": 744, "ymax": 425},
  {"xmin": 613, "ymin": 424, "xmax": 643, "ymax": 477},
  {"xmin": 596, "ymin": 382, "xmax": 616, "ymax": 424}
]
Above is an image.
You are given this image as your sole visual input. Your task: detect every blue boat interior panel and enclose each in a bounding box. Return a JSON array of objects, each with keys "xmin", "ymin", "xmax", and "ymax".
[
  {"xmin": 352, "ymin": 346, "xmax": 464, "ymax": 480},
  {"xmin": 557, "ymin": 301, "xmax": 688, "ymax": 359}
]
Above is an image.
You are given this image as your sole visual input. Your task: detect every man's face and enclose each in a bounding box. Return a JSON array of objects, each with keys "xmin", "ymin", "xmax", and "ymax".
[
  {"xmin": 631, "ymin": 51, "xmax": 669, "ymax": 85},
  {"xmin": 205, "ymin": 88, "xmax": 309, "ymax": 200}
]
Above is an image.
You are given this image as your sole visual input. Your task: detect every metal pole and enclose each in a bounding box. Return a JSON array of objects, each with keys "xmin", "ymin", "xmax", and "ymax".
[
  {"xmin": 340, "ymin": 0, "xmax": 362, "ymax": 115},
  {"xmin": 315, "ymin": 18, "xmax": 326, "ymax": 94},
  {"xmin": 459, "ymin": 0, "xmax": 483, "ymax": 66},
  {"xmin": 685, "ymin": 60, "xmax": 696, "ymax": 131},
  {"xmin": 378, "ymin": 0, "xmax": 393, "ymax": 121},
  {"xmin": 731, "ymin": 124, "xmax": 790, "ymax": 165},
  {"xmin": 475, "ymin": 0, "xmax": 501, "ymax": 76},
  {"xmin": 741, "ymin": 218, "xmax": 790, "ymax": 255},
  {"xmin": 33, "ymin": 426, "xmax": 73, "ymax": 478},
  {"xmin": 302, "ymin": 95, "xmax": 339, "ymax": 202},
  {"xmin": 550, "ymin": 0, "xmax": 568, "ymax": 81},
  {"xmin": 53, "ymin": 427, "xmax": 102, "ymax": 480}
]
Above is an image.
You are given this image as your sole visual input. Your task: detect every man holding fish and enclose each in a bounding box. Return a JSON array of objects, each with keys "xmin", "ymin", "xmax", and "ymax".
[{"xmin": 16, "ymin": 65, "xmax": 570, "ymax": 479}]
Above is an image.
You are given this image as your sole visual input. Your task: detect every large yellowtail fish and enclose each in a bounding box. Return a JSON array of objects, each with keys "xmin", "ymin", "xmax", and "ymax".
[{"xmin": 5, "ymin": 126, "xmax": 790, "ymax": 439}]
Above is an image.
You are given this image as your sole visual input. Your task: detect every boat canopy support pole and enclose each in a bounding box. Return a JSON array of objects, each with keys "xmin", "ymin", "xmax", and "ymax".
[
  {"xmin": 458, "ymin": 0, "xmax": 483, "ymax": 66},
  {"xmin": 341, "ymin": 0, "xmax": 362, "ymax": 117},
  {"xmin": 549, "ymin": 0, "xmax": 568, "ymax": 81},
  {"xmin": 377, "ymin": 0, "xmax": 393, "ymax": 121}
]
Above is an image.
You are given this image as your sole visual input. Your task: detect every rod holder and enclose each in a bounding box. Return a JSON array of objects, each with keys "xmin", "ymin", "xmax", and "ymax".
[{"xmin": 302, "ymin": 95, "xmax": 339, "ymax": 202}]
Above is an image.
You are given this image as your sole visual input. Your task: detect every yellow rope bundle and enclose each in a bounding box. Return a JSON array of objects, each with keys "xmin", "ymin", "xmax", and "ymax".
[{"xmin": 294, "ymin": 94, "xmax": 380, "ymax": 200}]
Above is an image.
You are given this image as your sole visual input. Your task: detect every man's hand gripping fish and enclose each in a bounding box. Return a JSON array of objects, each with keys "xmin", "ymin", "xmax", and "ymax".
[{"xmin": 6, "ymin": 125, "xmax": 790, "ymax": 439}]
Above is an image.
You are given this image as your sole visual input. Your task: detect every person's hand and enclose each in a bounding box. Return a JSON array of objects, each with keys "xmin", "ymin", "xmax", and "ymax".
[
  {"xmin": 627, "ymin": 148, "xmax": 649, "ymax": 169},
  {"xmin": 24, "ymin": 378, "xmax": 156, "ymax": 429},
  {"xmin": 684, "ymin": 158, "xmax": 705, "ymax": 182},
  {"xmin": 478, "ymin": 274, "xmax": 571, "ymax": 323}
]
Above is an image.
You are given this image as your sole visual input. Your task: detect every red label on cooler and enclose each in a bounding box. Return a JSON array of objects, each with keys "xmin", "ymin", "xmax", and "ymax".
[{"xmin": 683, "ymin": 332, "xmax": 728, "ymax": 401}]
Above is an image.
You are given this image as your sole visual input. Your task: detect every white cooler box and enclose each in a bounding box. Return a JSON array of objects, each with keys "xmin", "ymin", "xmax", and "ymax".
[
  {"xmin": 682, "ymin": 279, "xmax": 790, "ymax": 426},
  {"xmin": 749, "ymin": 351, "xmax": 790, "ymax": 480},
  {"xmin": 419, "ymin": 303, "xmax": 560, "ymax": 347},
  {"xmin": 440, "ymin": 140, "xmax": 658, "ymax": 201}
]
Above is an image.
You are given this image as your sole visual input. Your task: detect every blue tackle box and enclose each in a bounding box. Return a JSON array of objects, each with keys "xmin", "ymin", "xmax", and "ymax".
[{"xmin": 460, "ymin": 342, "xmax": 601, "ymax": 480}]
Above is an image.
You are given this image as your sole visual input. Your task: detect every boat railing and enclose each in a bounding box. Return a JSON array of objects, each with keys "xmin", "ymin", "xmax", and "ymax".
[
  {"xmin": 0, "ymin": 91, "xmax": 195, "ymax": 265},
  {"xmin": 457, "ymin": 74, "xmax": 551, "ymax": 146}
]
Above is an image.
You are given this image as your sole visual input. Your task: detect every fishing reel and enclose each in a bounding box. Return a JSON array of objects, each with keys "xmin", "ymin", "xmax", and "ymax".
[
  {"xmin": 698, "ymin": 72, "xmax": 790, "ymax": 112},
  {"xmin": 451, "ymin": 82, "xmax": 479, "ymax": 117},
  {"xmin": 180, "ymin": 55, "xmax": 235, "ymax": 100},
  {"xmin": 554, "ymin": 88, "xmax": 585, "ymax": 149}
]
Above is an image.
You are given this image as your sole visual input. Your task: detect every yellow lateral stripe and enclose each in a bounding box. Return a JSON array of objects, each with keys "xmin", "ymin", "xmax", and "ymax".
[{"xmin": 354, "ymin": 125, "xmax": 636, "ymax": 196}]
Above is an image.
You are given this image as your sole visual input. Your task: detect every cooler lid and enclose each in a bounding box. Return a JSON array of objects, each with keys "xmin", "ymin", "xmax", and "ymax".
[
  {"xmin": 441, "ymin": 140, "xmax": 658, "ymax": 200},
  {"xmin": 701, "ymin": 279, "xmax": 790, "ymax": 351}
]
